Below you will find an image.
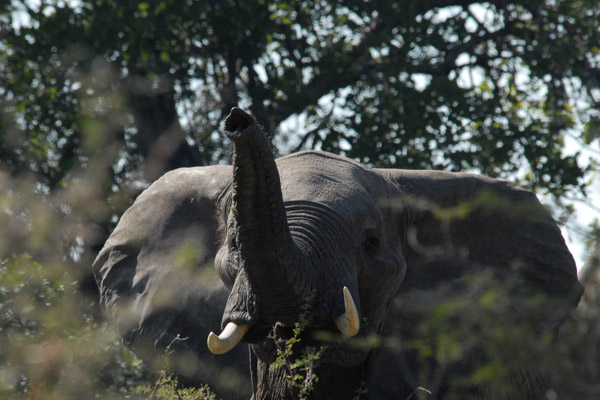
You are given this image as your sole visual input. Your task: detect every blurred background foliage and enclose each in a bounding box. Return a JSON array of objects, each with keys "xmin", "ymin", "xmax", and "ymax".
[{"xmin": 1, "ymin": 0, "xmax": 600, "ymax": 398}]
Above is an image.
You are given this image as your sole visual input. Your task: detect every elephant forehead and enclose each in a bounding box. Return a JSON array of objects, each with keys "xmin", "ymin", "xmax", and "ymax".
[
  {"xmin": 279, "ymin": 169, "xmax": 357, "ymax": 200},
  {"xmin": 276, "ymin": 151, "xmax": 380, "ymax": 213}
]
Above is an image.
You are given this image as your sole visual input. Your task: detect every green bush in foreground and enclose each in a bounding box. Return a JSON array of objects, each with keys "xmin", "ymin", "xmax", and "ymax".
[
  {"xmin": 0, "ymin": 253, "xmax": 220, "ymax": 400},
  {"xmin": 3, "ymin": 250, "xmax": 600, "ymax": 399},
  {"xmin": 0, "ymin": 254, "xmax": 145, "ymax": 399},
  {"xmin": 136, "ymin": 375, "xmax": 214, "ymax": 400}
]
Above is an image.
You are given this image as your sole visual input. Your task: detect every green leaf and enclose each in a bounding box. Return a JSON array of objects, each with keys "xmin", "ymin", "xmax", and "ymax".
[{"xmin": 470, "ymin": 362, "xmax": 505, "ymax": 385}]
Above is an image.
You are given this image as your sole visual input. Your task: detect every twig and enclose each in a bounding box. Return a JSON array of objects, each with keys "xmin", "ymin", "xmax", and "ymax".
[
  {"xmin": 292, "ymin": 105, "xmax": 335, "ymax": 152},
  {"xmin": 406, "ymin": 386, "xmax": 432, "ymax": 400}
]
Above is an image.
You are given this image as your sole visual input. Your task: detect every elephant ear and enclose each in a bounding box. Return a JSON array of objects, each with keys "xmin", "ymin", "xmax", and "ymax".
[
  {"xmin": 379, "ymin": 169, "xmax": 583, "ymax": 328},
  {"xmin": 366, "ymin": 169, "xmax": 584, "ymax": 398},
  {"xmin": 92, "ymin": 166, "xmax": 250, "ymax": 398}
]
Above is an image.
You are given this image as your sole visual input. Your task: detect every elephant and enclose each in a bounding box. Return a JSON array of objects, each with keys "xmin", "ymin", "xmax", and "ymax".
[{"xmin": 93, "ymin": 108, "xmax": 584, "ymax": 399}]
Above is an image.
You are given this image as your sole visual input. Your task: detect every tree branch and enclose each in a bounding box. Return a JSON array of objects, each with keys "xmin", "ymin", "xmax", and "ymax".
[
  {"xmin": 580, "ymin": 239, "xmax": 600, "ymax": 288},
  {"xmin": 291, "ymin": 105, "xmax": 335, "ymax": 153},
  {"xmin": 411, "ymin": 27, "xmax": 511, "ymax": 75}
]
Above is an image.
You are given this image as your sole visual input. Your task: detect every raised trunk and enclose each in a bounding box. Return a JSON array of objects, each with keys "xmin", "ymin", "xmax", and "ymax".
[{"xmin": 224, "ymin": 108, "xmax": 310, "ymax": 326}]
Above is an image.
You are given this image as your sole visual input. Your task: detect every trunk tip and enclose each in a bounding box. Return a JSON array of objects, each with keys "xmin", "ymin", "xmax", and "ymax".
[{"xmin": 225, "ymin": 107, "xmax": 255, "ymax": 134}]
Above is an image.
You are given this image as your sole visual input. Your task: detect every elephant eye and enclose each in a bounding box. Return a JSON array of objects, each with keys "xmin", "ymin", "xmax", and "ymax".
[{"xmin": 363, "ymin": 230, "xmax": 379, "ymax": 254}]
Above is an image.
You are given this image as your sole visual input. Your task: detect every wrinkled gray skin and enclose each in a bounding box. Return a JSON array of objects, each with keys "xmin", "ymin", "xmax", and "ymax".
[{"xmin": 93, "ymin": 108, "xmax": 583, "ymax": 399}]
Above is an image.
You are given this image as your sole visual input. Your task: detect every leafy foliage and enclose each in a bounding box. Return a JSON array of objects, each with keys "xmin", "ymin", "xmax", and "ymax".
[
  {"xmin": 2, "ymin": 1, "xmax": 599, "ymax": 194},
  {"xmin": 0, "ymin": 254, "xmax": 149, "ymax": 398},
  {"xmin": 270, "ymin": 302, "xmax": 326, "ymax": 399},
  {"xmin": 136, "ymin": 374, "xmax": 215, "ymax": 400}
]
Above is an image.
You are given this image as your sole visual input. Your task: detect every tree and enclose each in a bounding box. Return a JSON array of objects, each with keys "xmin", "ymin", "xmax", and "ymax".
[{"xmin": 3, "ymin": 0, "xmax": 599, "ymax": 187}]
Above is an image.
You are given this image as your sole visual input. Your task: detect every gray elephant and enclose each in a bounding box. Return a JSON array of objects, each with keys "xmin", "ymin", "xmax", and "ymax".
[{"xmin": 93, "ymin": 108, "xmax": 583, "ymax": 399}]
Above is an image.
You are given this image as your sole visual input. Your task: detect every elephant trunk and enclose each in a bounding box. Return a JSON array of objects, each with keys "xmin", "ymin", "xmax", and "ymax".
[{"xmin": 223, "ymin": 108, "xmax": 310, "ymax": 326}]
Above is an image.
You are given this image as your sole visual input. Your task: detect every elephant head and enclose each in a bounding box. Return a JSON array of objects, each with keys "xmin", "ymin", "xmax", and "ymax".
[
  {"xmin": 208, "ymin": 108, "xmax": 407, "ymax": 368},
  {"xmin": 93, "ymin": 108, "xmax": 583, "ymax": 399}
]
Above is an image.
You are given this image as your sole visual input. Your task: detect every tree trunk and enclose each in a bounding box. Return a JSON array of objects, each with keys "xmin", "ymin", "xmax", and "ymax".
[{"xmin": 131, "ymin": 90, "xmax": 203, "ymax": 181}]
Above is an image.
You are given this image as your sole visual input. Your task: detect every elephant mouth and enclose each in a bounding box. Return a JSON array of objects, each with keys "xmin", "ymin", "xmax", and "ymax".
[
  {"xmin": 207, "ymin": 287, "xmax": 360, "ymax": 355},
  {"xmin": 249, "ymin": 319, "xmax": 371, "ymax": 367}
]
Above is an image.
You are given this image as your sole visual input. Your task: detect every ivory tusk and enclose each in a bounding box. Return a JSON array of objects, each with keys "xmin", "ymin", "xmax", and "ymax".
[
  {"xmin": 207, "ymin": 322, "xmax": 250, "ymax": 354},
  {"xmin": 333, "ymin": 286, "xmax": 360, "ymax": 337}
]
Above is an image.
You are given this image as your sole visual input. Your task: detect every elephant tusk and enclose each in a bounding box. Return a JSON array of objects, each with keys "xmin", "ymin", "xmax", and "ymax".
[
  {"xmin": 207, "ymin": 322, "xmax": 250, "ymax": 355},
  {"xmin": 333, "ymin": 286, "xmax": 360, "ymax": 337}
]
